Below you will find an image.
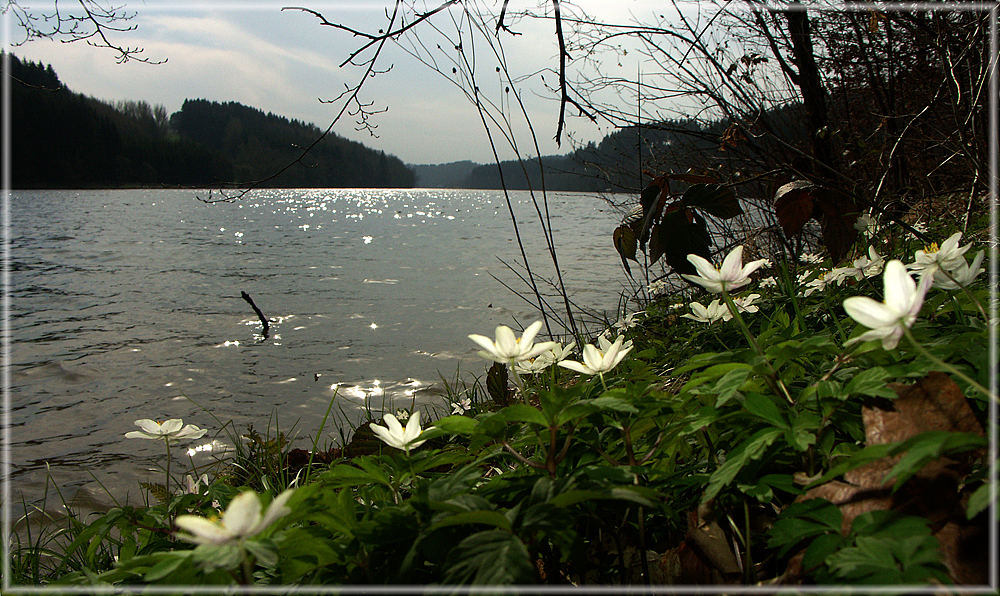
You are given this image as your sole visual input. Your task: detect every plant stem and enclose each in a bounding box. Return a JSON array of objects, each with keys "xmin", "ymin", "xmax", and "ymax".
[
  {"xmin": 304, "ymin": 389, "xmax": 339, "ymax": 486},
  {"xmin": 721, "ymin": 289, "xmax": 793, "ymax": 404},
  {"xmin": 164, "ymin": 439, "xmax": 171, "ymax": 499},
  {"xmin": 904, "ymin": 327, "xmax": 995, "ymax": 401}
]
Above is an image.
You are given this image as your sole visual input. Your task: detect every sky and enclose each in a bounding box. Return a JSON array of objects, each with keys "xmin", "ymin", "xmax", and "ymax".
[{"xmin": 5, "ymin": 0, "xmax": 669, "ymax": 165}]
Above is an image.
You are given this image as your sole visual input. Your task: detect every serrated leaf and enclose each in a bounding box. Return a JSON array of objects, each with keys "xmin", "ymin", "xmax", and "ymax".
[
  {"xmin": 140, "ymin": 482, "xmax": 170, "ymax": 505},
  {"xmin": 883, "ymin": 430, "xmax": 986, "ymax": 488},
  {"xmin": 486, "ymin": 362, "xmax": 512, "ymax": 406},
  {"xmin": 443, "ymin": 530, "xmax": 535, "ymax": 585},
  {"xmin": 712, "ymin": 368, "xmax": 751, "ymax": 408},
  {"xmin": 845, "ymin": 367, "xmax": 896, "ymax": 399},
  {"xmin": 703, "ymin": 427, "xmax": 782, "ymax": 502},
  {"xmin": 681, "ymin": 183, "xmax": 743, "ymax": 219},
  {"xmin": 768, "ymin": 498, "xmax": 843, "ymax": 557}
]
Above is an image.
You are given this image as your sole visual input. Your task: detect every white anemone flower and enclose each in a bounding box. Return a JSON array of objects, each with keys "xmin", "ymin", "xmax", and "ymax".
[
  {"xmin": 598, "ymin": 332, "xmax": 633, "ymax": 354},
  {"xmin": 843, "ymin": 260, "xmax": 932, "ymax": 350},
  {"xmin": 799, "ymin": 252, "xmax": 825, "ymax": 265},
  {"xmin": 802, "ymin": 271, "xmax": 833, "ymax": 297},
  {"xmin": 910, "ymin": 231, "xmax": 972, "ymax": 275},
  {"xmin": 450, "ymin": 397, "xmax": 472, "ymax": 415},
  {"xmin": 681, "ymin": 246, "xmax": 768, "ymax": 293},
  {"xmin": 558, "ymin": 336, "xmax": 632, "ymax": 376},
  {"xmin": 185, "ymin": 473, "xmax": 210, "ymax": 495},
  {"xmin": 734, "ymin": 293, "xmax": 761, "ymax": 314},
  {"xmin": 370, "ymin": 411, "xmax": 426, "ymax": 454},
  {"xmin": 933, "ymin": 250, "xmax": 985, "ymax": 290},
  {"xmin": 175, "ymin": 489, "xmax": 294, "ymax": 546},
  {"xmin": 681, "ymin": 300, "xmax": 729, "ymax": 324},
  {"xmin": 125, "ymin": 419, "xmax": 207, "ymax": 443},
  {"xmin": 614, "ymin": 311, "xmax": 644, "ymax": 331},
  {"xmin": 833, "ymin": 246, "xmax": 885, "ymax": 285},
  {"xmin": 513, "ymin": 341, "xmax": 576, "ymax": 375},
  {"xmin": 468, "ymin": 320, "xmax": 557, "ymax": 366}
]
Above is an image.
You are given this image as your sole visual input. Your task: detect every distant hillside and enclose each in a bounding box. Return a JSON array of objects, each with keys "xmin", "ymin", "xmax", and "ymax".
[
  {"xmin": 410, "ymin": 160, "xmax": 478, "ymax": 188},
  {"xmin": 171, "ymin": 99, "xmax": 414, "ymax": 188},
  {"xmin": 4, "ymin": 53, "xmax": 414, "ymax": 189}
]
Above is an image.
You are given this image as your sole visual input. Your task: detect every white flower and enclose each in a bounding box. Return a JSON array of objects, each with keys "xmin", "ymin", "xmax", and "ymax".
[
  {"xmin": 394, "ymin": 409, "xmax": 410, "ymax": 422},
  {"xmin": 185, "ymin": 473, "xmax": 210, "ymax": 495},
  {"xmin": 513, "ymin": 341, "xmax": 576, "ymax": 375},
  {"xmin": 125, "ymin": 419, "xmax": 207, "ymax": 443},
  {"xmin": 681, "ymin": 300, "xmax": 729, "ymax": 324},
  {"xmin": 734, "ymin": 293, "xmax": 760, "ymax": 314},
  {"xmin": 933, "ymin": 250, "xmax": 985, "ymax": 290},
  {"xmin": 910, "ymin": 221, "xmax": 929, "ymax": 235},
  {"xmin": 175, "ymin": 489, "xmax": 294, "ymax": 546},
  {"xmin": 854, "ymin": 213, "xmax": 876, "ymax": 235},
  {"xmin": 830, "ymin": 246, "xmax": 884, "ymax": 285},
  {"xmin": 799, "ymin": 252, "xmax": 825, "ymax": 265},
  {"xmin": 802, "ymin": 271, "xmax": 832, "ymax": 297},
  {"xmin": 682, "ymin": 294, "xmax": 757, "ymax": 324},
  {"xmin": 558, "ymin": 335, "xmax": 632, "ymax": 376},
  {"xmin": 450, "ymin": 397, "xmax": 472, "ymax": 415},
  {"xmin": 648, "ymin": 279, "xmax": 670, "ymax": 296},
  {"xmin": 370, "ymin": 411, "xmax": 426, "ymax": 453},
  {"xmin": 910, "ymin": 232, "xmax": 972, "ymax": 275},
  {"xmin": 842, "ymin": 260, "xmax": 931, "ymax": 350},
  {"xmin": 614, "ymin": 311, "xmax": 644, "ymax": 331},
  {"xmin": 759, "ymin": 276, "xmax": 778, "ymax": 288},
  {"xmin": 681, "ymin": 246, "xmax": 767, "ymax": 294},
  {"xmin": 468, "ymin": 320, "xmax": 557, "ymax": 366}
]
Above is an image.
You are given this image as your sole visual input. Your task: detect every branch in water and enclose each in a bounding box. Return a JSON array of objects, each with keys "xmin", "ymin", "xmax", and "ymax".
[{"xmin": 240, "ymin": 291, "xmax": 270, "ymax": 339}]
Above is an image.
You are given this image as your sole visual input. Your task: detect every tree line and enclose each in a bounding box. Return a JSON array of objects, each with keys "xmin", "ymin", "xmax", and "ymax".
[{"xmin": 3, "ymin": 54, "xmax": 415, "ymax": 189}]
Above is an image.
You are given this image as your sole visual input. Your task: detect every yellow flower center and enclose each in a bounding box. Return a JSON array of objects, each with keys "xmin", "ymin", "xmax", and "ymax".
[{"xmin": 924, "ymin": 242, "xmax": 939, "ymax": 254}]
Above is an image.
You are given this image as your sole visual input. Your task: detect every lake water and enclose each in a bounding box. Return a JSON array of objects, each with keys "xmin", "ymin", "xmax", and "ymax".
[{"xmin": 8, "ymin": 188, "xmax": 630, "ymax": 507}]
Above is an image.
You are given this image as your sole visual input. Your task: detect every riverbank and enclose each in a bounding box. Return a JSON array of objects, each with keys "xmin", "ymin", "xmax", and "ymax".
[{"xmin": 7, "ymin": 205, "xmax": 993, "ymax": 588}]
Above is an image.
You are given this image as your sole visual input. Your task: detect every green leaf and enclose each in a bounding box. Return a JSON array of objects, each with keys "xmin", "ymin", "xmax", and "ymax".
[
  {"xmin": 429, "ymin": 510, "xmax": 512, "ymax": 532},
  {"xmin": 548, "ymin": 487, "xmax": 656, "ymax": 508},
  {"xmin": 703, "ymin": 427, "xmax": 782, "ymax": 502},
  {"xmin": 712, "ymin": 368, "xmax": 751, "ymax": 408},
  {"xmin": 443, "ymin": 530, "xmax": 535, "ymax": 585},
  {"xmin": 500, "ymin": 404, "xmax": 549, "ymax": 427},
  {"xmin": 768, "ymin": 499, "xmax": 842, "ymax": 557},
  {"xmin": 966, "ymin": 482, "xmax": 992, "ymax": 520},
  {"xmin": 143, "ymin": 552, "xmax": 191, "ymax": 582},
  {"xmin": 432, "ymin": 415, "xmax": 479, "ymax": 435},
  {"xmin": 802, "ymin": 532, "xmax": 848, "ymax": 572},
  {"xmin": 845, "ymin": 367, "xmax": 896, "ymax": 399},
  {"xmin": 806, "ymin": 443, "xmax": 897, "ymax": 488},
  {"xmin": 742, "ymin": 392, "xmax": 787, "ymax": 428},
  {"xmin": 590, "ymin": 395, "xmax": 640, "ymax": 413},
  {"xmin": 681, "ymin": 183, "xmax": 743, "ymax": 219},
  {"xmin": 883, "ymin": 431, "xmax": 986, "ymax": 488}
]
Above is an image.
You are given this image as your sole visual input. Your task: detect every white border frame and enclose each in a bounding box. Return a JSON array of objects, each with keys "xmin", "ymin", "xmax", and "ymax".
[{"xmin": 1, "ymin": 1, "xmax": 997, "ymax": 593}]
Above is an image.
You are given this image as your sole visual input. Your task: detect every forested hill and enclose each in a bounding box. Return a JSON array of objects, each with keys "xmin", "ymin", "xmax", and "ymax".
[
  {"xmin": 414, "ymin": 116, "xmax": 761, "ymax": 192},
  {"xmin": 4, "ymin": 54, "xmax": 415, "ymax": 189}
]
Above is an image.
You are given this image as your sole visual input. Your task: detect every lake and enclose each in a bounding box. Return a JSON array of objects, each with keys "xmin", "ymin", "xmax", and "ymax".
[{"xmin": 8, "ymin": 188, "xmax": 631, "ymax": 507}]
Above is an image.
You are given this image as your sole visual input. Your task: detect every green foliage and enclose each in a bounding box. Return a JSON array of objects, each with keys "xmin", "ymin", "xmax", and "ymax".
[{"xmin": 10, "ymin": 215, "xmax": 990, "ymax": 588}]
